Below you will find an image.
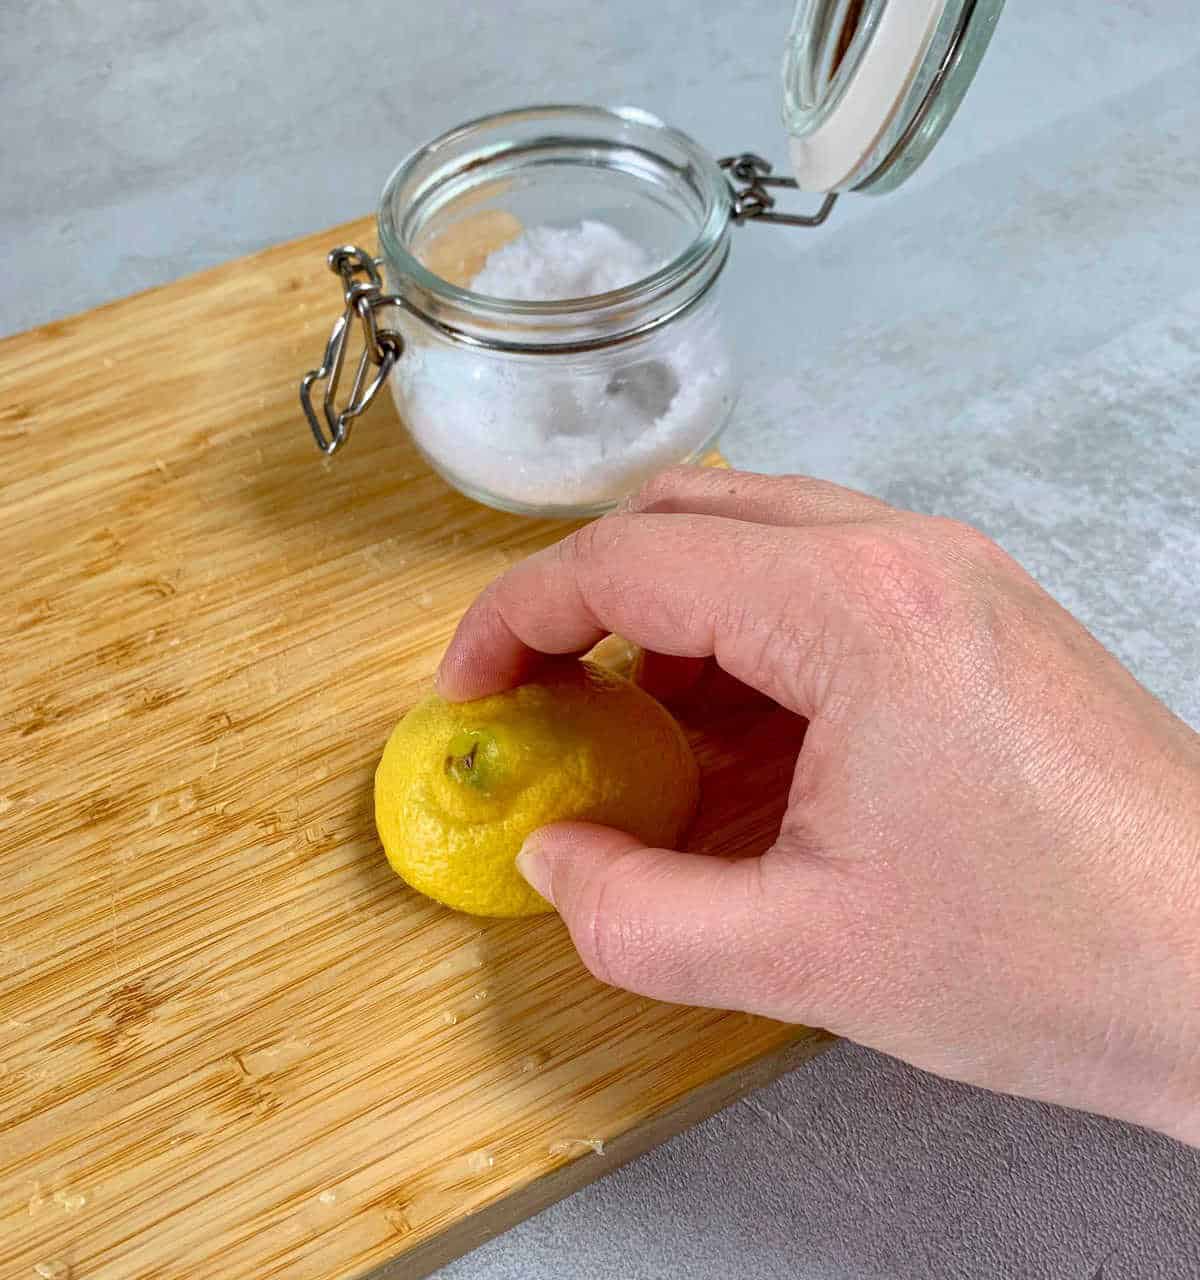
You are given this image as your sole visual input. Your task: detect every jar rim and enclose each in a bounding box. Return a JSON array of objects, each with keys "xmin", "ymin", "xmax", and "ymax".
[{"xmin": 376, "ymin": 104, "xmax": 732, "ymax": 339}]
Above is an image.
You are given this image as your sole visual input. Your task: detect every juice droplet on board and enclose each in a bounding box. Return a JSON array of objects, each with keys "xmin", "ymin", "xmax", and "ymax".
[
  {"xmin": 518, "ymin": 1050, "xmax": 549, "ymax": 1075},
  {"xmin": 466, "ymin": 1149, "xmax": 495, "ymax": 1173},
  {"xmin": 548, "ymin": 1137, "xmax": 604, "ymax": 1157},
  {"xmin": 318, "ymin": 1189, "xmax": 338, "ymax": 1205}
]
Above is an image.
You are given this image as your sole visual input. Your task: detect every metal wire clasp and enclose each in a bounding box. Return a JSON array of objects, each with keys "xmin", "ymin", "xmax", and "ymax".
[
  {"xmin": 719, "ymin": 154, "xmax": 839, "ymax": 228},
  {"xmin": 299, "ymin": 246, "xmax": 405, "ymax": 456}
]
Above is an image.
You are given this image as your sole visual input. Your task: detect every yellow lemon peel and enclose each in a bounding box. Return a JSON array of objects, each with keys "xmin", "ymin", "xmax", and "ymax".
[{"xmin": 374, "ymin": 660, "xmax": 700, "ymax": 917}]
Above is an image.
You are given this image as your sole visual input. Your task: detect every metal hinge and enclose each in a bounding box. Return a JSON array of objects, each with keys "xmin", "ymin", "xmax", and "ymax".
[
  {"xmin": 299, "ymin": 246, "xmax": 405, "ymax": 456},
  {"xmin": 720, "ymin": 154, "xmax": 839, "ymax": 228}
]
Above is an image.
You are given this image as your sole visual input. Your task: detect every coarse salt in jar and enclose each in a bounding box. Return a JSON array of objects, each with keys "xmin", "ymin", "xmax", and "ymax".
[
  {"xmin": 379, "ymin": 106, "xmax": 737, "ymax": 517},
  {"xmin": 301, "ymin": 0, "xmax": 1005, "ymax": 517}
]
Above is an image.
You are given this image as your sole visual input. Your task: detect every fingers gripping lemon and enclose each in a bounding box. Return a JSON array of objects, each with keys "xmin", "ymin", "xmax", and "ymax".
[{"xmin": 374, "ymin": 660, "xmax": 700, "ymax": 917}]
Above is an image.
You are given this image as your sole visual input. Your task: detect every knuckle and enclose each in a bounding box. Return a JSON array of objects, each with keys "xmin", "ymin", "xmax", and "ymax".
[
  {"xmin": 570, "ymin": 862, "xmax": 643, "ymax": 991},
  {"xmin": 831, "ymin": 521, "xmax": 1018, "ymax": 689},
  {"xmin": 929, "ymin": 515, "xmax": 984, "ymax": 545},
  {"xmin": 929, "ymin": 516, "xmax": 1006, "ymax": 563},
  {"xmin": 630, "ymin": 465, "xmax": 706, "ymax": 512},
  {"xmin": 557, "ymin": 516, "xmax": 638, "ymax": 622},
  {"xmin": 839, "ymin": 528, "xmax": 951, "ymax": 638},
  {"xmin": 722, "ymin": 595, "xmax": 802, "ymax": 695},
  {"xmin": 706, "ymin": 535, "xmax": 850, "ymax": 709},
  {"xmin": 748, "ymin": 852, "xmax": 855, "ymax": 1019},
  {"xmin": 556, "ymin": 514, "xmax": 623, "ymax": 568}
]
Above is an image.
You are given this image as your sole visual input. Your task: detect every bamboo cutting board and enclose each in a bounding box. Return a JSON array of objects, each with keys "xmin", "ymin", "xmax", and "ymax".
[{"xmin": 0, "ymin": 215, "xmax": 831, "ymax": 1280}]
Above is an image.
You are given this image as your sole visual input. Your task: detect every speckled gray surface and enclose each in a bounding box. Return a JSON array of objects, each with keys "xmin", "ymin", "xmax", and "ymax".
[{"xmin": 3, "ymin": 2, "xmax": 1198, "ymax": 1277}]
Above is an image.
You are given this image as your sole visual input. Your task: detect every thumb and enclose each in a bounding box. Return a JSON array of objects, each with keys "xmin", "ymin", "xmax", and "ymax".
[{"xmin": 517, "ymin": 822, "xmax": 795, "ymax": 1012}]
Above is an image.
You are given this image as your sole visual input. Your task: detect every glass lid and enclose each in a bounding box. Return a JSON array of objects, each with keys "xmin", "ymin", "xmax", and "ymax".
[{"xmin": 782, "ymin": 0, "xmax": 1005, "ymax": 194}]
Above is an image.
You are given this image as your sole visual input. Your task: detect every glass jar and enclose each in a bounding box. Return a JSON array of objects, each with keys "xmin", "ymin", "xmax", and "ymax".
[
  {"xmin": 375, "ymin": 106, "xmax": 736, "ymax": 518},
  {"xmin": 301, "ymin": 0, "xmax": 1005, "ymax": 516}
]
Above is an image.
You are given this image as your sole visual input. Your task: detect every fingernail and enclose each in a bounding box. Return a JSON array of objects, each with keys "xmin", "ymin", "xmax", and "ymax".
[{"xmin": 516, "ymin": 837, "xmax": 554, "ymax": 904}]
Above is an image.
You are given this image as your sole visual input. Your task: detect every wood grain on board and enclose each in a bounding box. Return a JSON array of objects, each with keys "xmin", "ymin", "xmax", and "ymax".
[{"xmin": 0, "ymin": 213, "xmax": 831, "ymax": 1280}]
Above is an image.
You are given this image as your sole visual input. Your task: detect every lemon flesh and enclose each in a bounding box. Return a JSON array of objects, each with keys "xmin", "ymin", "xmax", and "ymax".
[{"xmin": 374, "ymin": 660, "xmax": 700, "ymax": 917}]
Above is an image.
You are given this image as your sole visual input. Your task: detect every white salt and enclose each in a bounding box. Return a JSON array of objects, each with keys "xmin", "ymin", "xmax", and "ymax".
[
  {"xmin": 471, "ymin": 220, "xmax": 651, "ymax": 301},
  {"xmin": 393, "ymin": 220, "xmax": 734, "ymax": 511}
]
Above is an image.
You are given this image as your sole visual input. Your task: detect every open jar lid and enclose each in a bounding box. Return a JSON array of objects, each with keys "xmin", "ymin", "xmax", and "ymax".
[{"xmin": 782, "ymin": 0, "xmax": 1005, "ymax": 194}]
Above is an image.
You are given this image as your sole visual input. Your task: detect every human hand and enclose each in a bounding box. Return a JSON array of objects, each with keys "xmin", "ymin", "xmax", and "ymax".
[{"xmin": 437, "ymin": 467, "xmax": 1200, "ymax": 1145}]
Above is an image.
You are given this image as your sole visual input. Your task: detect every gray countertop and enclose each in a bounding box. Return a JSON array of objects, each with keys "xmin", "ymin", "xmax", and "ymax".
[{"xmin": 4, "ymin": 2, "xmax": 1198, "ymax": 1276}]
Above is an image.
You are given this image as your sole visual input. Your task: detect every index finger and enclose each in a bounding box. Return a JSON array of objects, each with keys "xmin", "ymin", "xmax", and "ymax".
[{"xmin": 435, "ymin": 512, "xmax": 854, "ymax": 718}]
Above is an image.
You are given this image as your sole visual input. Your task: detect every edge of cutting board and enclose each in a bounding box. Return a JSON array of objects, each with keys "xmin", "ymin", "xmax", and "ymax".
[{"xmin": 375, "ymin": 1032, "xmax": 831, "ymax": 1279}]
